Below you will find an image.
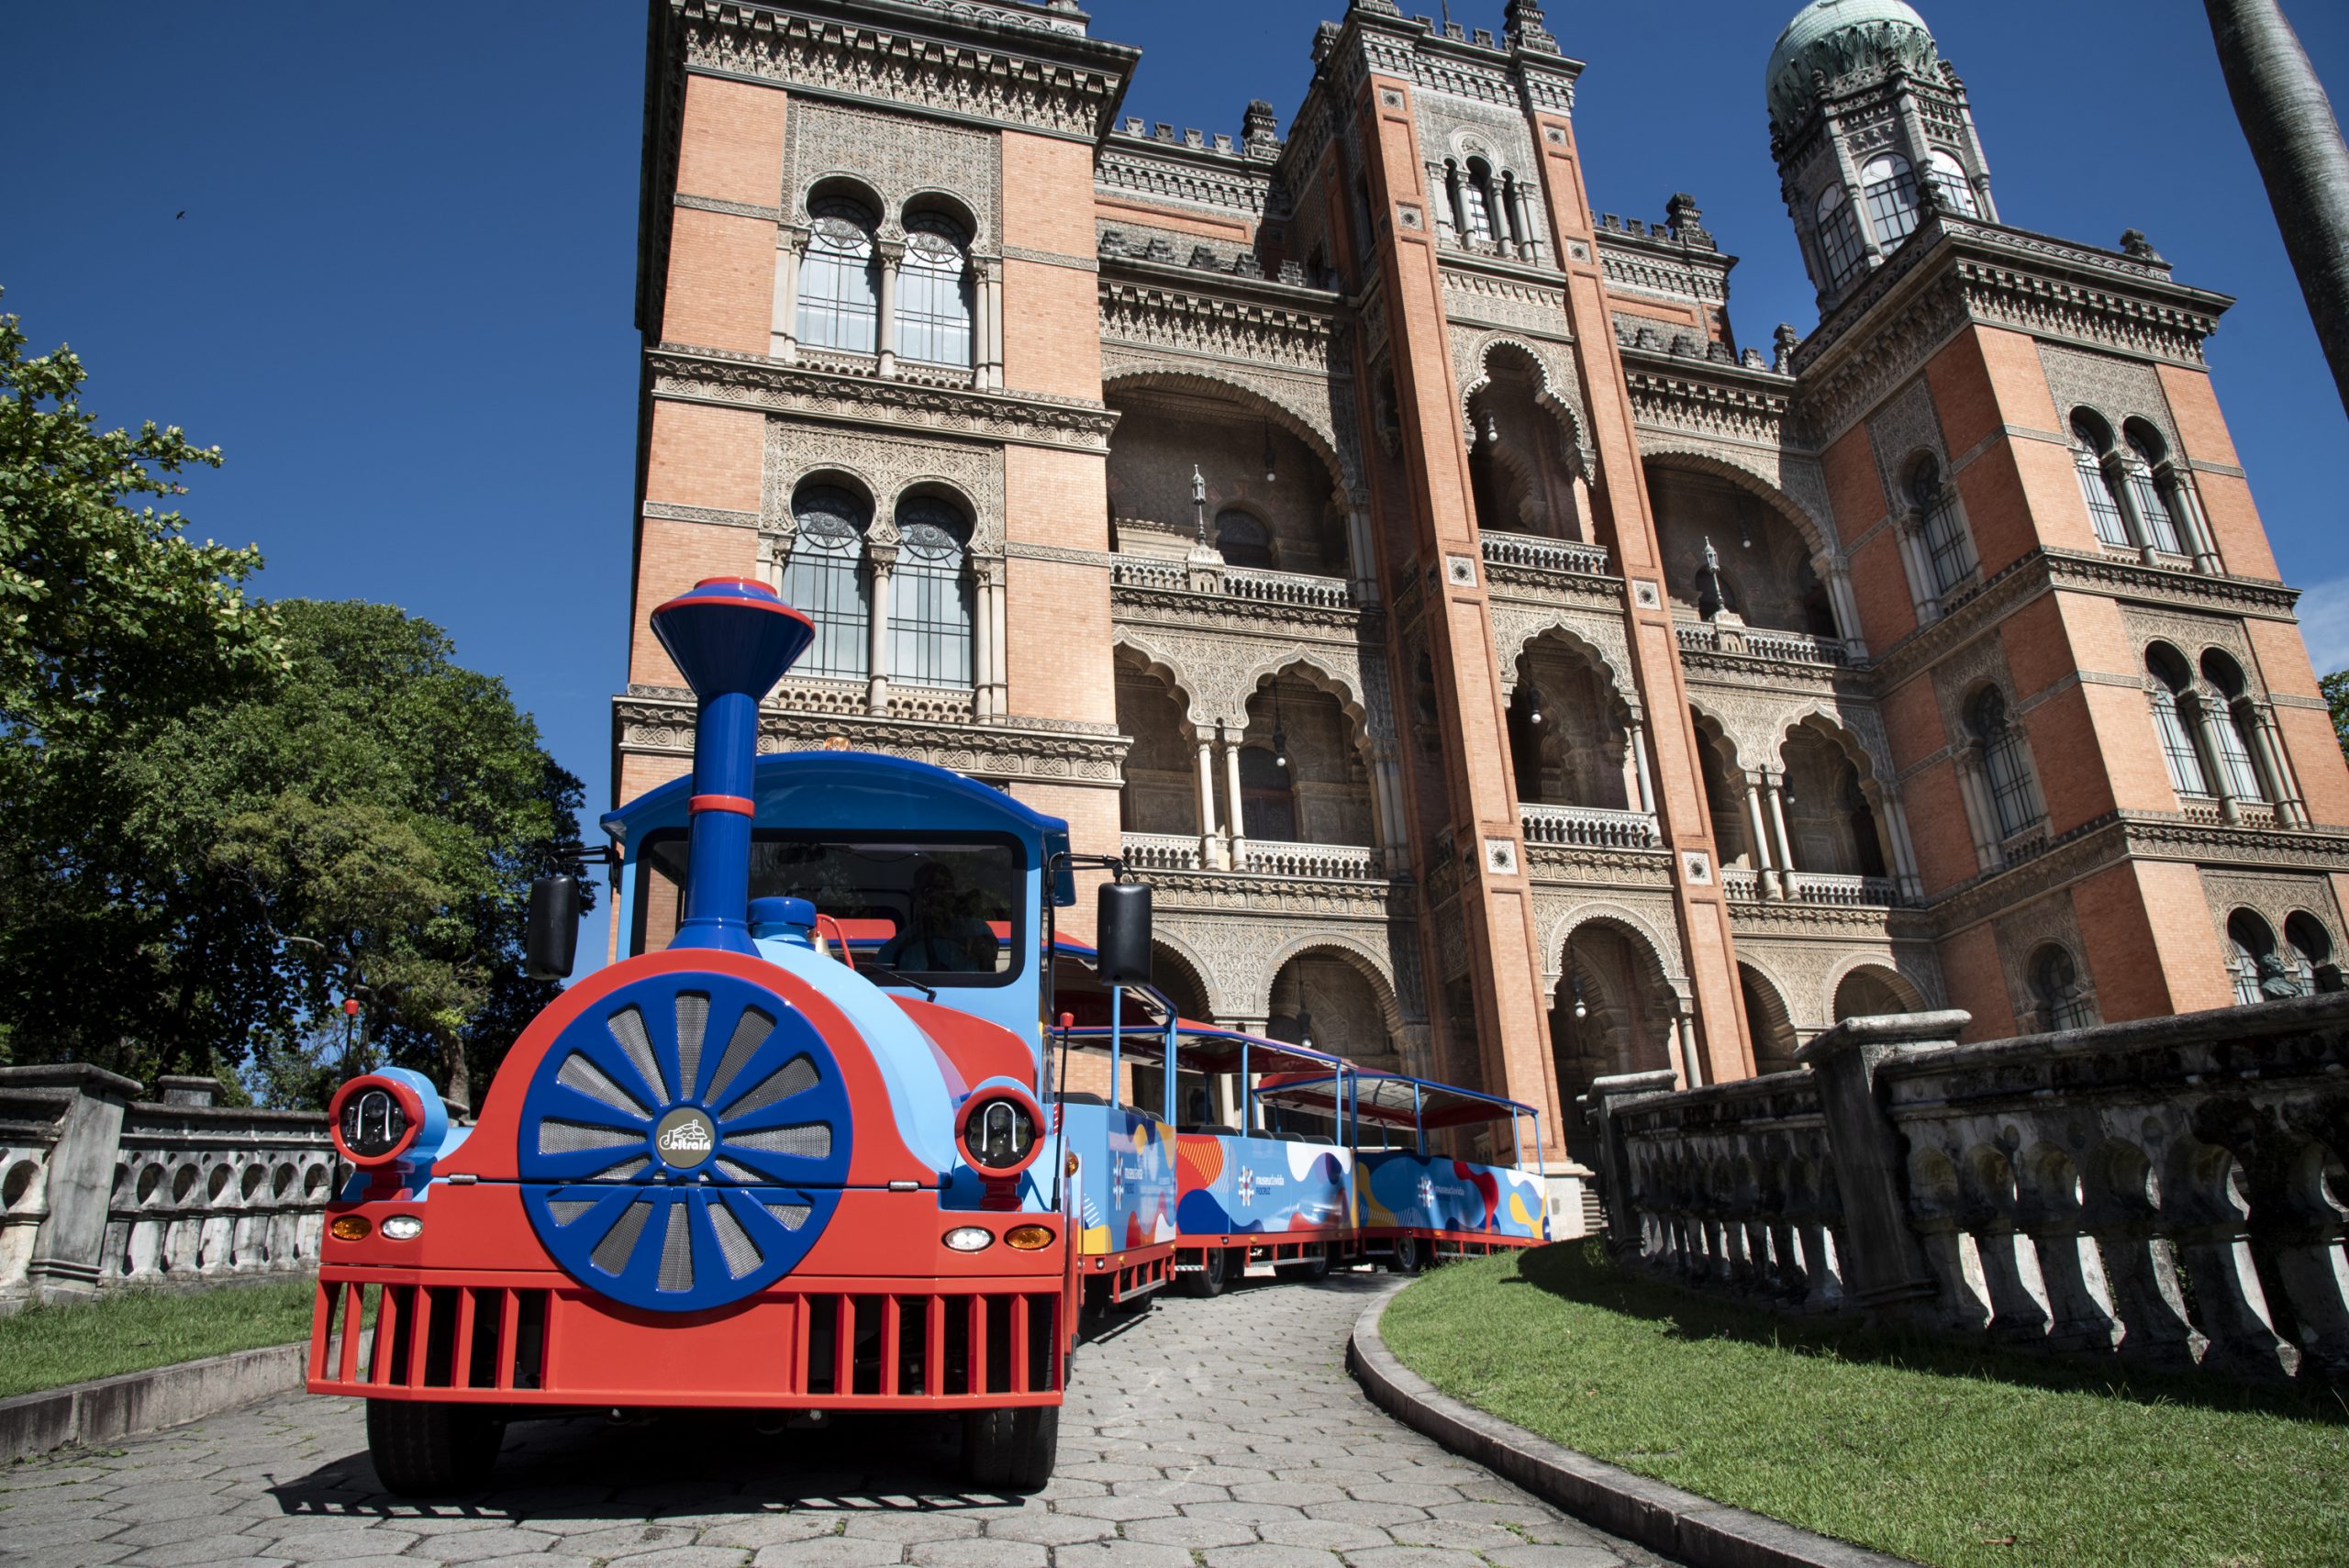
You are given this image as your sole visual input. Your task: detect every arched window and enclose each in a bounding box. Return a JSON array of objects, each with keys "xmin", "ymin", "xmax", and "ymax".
[
  {"xmin": 2145, "ymin": 647, "xmax": 2210, "ymax": 796},
  {"xmin": 1815, "ymin": 183, "xmax": 1865, "ymax": 290},
  {"xmin": 798, "ymin": 195, "xmax": 881, "ymax": 352},
  {"xmin": 1909, "ymin": 456, "xmax": 1976, "ymax": 595},
  {"xmin": 889, "ymin": 494, "xmax": 974, "ymax": 687},
  {"xmin": 782, "ymin": 482, "xmax": 872, "ymax": 680},
  {"xmin": 2286, "ymin": 913, "xmax": 2341, "ymax": 993},
  {"xmin": 2030, "ymin": 945, "xmax": 2096, "ymax": 1031},
  {"xmin": 1859, "ymin": 154, "xmax": 1920, "ymax": 247},
  {"xmin": 2229, "ymin": 910, "xmax": 2298, "ymax": 1005},
  {"xmin": 1969, "ymin": 687, "xmax": 2042, "ymax": 840},
  {"xmin": 2070, "ymin": 415, "xmax": 2132, "ymax": 547},
  {"xmin": 2124, "ymin": 426, "xmax": 2185, "ymax": 554},
  {"xmin": 2200, "ymin": 652, "xmax": 2267, "ymax": 800},
  {"xmin": 1926, "ymin": 150, "xmax": 1980, "ymax": 217},
  {"xmin": 1461, "ymin": 160, "xmax": 1497, "ymax": 243},
  {"xmin": 1215, "ymin": 508, "xmax": 1274, "ymax": 569},
  {"xmin": 898, "ymin": 210, "xmax": 974, "ymax": 368}
]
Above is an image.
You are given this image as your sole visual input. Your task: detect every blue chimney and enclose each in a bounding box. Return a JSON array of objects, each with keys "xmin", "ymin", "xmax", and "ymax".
[{"xmin": 648, "ymin": 577, "xmax": 814, "ymax": 953}]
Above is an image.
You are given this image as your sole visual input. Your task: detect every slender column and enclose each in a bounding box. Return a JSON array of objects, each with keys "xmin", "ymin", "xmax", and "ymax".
[
  {"xmin": 1566, "ymin": 473, "xmax": 1595, "ymax": 543},
  {"xmin": 874, "ymin": 239, "xmax": 904, "ymax": 378},
  {"xmin": 1626, "ymin": 712, "xmax": 1657, "ymax": 815},
  {"xmin": 1222, "ymin": 730, "xmax": 1248, "ymax": 869},
  {"xmin": 1675, "ymin": 1010, "xmax": 1705, "ymax": 1090},
  {"xmin": 1822, "ymin": 557, "xmax": 1869, "ymax": 657},
  {"xmin": 2192, "ymin": 699, "xmax": 2245, "ymax": 823},
  {"xmin": 1877, "ymin": 786, "xmax": 1926, "ymax": 901},
  {"xmin": 2109, "ymin": 455, "xmax": 2163, "ymax": 564},
  {"xmin": 986, "ymin": 560, "xmax": 1008, "ymax": 717},
  {"xmin": 976, "ymin": 257, "xmax": 1004, "ymax": 390},
  {"xmin": 770, "ymin": 227, "xmax": 809, "ymax": 361},
  {"xmin": 1742, "ymin": 772, "xmax": 1781, "ymax": 898},
  {"xmin": 1896, "ymin": 513, "xmax": 1942, "ymax": 621},
  {"xmin": 865, "ymin": 545, "xmax": 896, "ymax": 716},
  {"xmin": 970, "ymin": 560, "xmax": 997, "ymax": 720},
  {"xmin": 1953, "ymin": 756, "xmax": 2005, "ymax": 873},
  {"xmin": 1194, "ymin": 733, "xmax": 1221, "ymax": 870},
  {"xmin": 1765, "ymin": 771, "xmax": 1798, "ymax": 884},
  {"xmin": 2167, "ymin": 469, "xmax": 2225, "ymax": 574},
  {"xmin": 2249, "ymin": 703, "xmax": 2310, "ymax": 826}
]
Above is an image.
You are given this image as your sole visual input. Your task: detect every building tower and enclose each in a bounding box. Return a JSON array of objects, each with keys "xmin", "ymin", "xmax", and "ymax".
[{"xmin": 1766, "ymin": 0, "xmax": 1997, "ymax": 312}]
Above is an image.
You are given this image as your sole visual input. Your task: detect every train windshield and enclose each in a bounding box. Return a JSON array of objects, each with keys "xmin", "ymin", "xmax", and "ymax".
[{"xmin": 633, "ymin": 830, "xmax": 1025, "ymax": 987}]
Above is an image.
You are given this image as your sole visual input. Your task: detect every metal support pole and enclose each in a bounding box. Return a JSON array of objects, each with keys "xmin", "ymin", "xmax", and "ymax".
[
  {"xmin": 1108, "ymin": 984, "xmax": 1123, "ymax": 1110},
  {"xmin": 1163, "ymin": 1016, "xmax": 1177, "ymax": 1126},
  {"xmin": 1413, "ymin": 1083, "xmax": 1425, "ymax": 1157},
  {"xmin": 1240, "ymin": 1038, "xmax": 1252, "ymax": 1135}
]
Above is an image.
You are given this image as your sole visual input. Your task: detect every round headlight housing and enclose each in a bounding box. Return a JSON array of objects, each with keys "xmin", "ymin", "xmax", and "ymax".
[
  {"xmin": 957, "ymin": 1090, "xmax": 1041, "ymax": 1176},
  {"xmin": 328, "ymin": 1075, "xmax": 427, "ymax": 1167}
]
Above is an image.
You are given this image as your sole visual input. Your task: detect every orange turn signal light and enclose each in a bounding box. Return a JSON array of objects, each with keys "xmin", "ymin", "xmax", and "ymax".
[
  {"xmin": 328, "ymin": 1215, "xmax": 372, "ymax": 1242},
  {"xmin": 1005, "ymin": 1225, "xmax": 1054, "ymax": 1251},
  {"xmin": 1064, "ymin": 1152, "xmax": 1080, "ymax": 1176}
]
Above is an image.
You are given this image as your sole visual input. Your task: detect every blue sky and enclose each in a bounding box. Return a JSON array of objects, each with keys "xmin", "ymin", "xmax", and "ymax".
[{"xmin": 6, "ymin": 0, "xmax": 2345, "ymax": 914}]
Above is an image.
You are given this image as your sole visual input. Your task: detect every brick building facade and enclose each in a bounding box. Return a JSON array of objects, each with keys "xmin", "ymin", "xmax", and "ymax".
[{"xmin": 617, "ymin": 0, "xmax": 2349, "ymax": 1171}]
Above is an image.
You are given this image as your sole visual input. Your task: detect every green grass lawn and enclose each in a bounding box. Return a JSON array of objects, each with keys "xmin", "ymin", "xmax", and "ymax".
[
  {"xmin": 0, "ymin": 1280, "xmax": 318, "ymax": 1400},
  {"xmin": 1381, "ymin": 1242, "xmax": 2349, "ymax": 1568}
]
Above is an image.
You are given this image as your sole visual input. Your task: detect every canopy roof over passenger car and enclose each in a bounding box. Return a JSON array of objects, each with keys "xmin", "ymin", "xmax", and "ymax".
[{"xmin": 1253, "ymin": 1071, "xmax": 1539, "ymax": 1131}]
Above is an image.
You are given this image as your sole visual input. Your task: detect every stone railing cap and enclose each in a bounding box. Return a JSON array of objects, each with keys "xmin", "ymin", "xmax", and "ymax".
[
  {"xmin": 1588, "ymin": 1069, "xmax": 1677, "ymax": 1099},
  {"xmin": 0, "ymin": 1062, "xmax": 144, "ymax": 1098},
  {"xmin": 1796, "ymin": 1008, "xmax": 1972, "ymax": 1063},
  {"xmin": 1888, "ymin": 990, "xmax": 2349, "ymax": 1075}
]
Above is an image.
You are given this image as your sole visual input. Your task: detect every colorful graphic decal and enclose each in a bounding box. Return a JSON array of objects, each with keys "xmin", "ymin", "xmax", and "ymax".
[
  {"xmin": 1060, "ymin": 1102, "xmax": 1178, "ymax": 1255},
  {"xmin": 1357, "ymin": 1151, "xmax": 1544, "ymax": 1240},
  {"xmin": 1175, "ymin": 1133, "xmax": 1353, "ymax": 1236}
]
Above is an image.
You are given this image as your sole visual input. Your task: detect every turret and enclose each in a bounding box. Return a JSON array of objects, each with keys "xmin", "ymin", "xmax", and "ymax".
[
  {"xmin": 1766, "ymin": 0, "xmax": 1999, "ymax": 312},
  {"xmin": 648, "ymin": 577, "xmax": 814, "ymax": 953}
]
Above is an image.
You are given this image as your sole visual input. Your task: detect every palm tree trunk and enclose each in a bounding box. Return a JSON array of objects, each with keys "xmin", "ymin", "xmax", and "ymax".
[{"xmin": 2206, "ymin": 0, "xmax": 2349, "ymax": 418}]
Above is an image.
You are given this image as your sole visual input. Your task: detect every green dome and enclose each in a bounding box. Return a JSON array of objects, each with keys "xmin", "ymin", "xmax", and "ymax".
[{"xmin": 1766, "ymin": 0, "xmax": 1939, "ymax": 136}]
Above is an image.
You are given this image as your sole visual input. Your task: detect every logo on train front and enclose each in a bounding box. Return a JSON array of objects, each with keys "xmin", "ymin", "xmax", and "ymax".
[{"xmin": 654, "ymin": 1106, "xmax": 718, "ymax": 1168}]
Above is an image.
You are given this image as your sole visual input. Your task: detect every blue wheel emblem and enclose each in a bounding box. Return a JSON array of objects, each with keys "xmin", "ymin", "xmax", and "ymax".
[{"xmin": 517, "ymin": 968, "xmax": 853, "ymax": 1312}]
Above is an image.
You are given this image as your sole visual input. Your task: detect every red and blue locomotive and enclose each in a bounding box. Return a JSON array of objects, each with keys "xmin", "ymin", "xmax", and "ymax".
[{"xmin": 310, "ymin": 578, "xmax": 1138, "ymax": 1494}]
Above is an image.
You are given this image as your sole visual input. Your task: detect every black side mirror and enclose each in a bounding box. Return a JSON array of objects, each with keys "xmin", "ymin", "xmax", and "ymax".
[
  {"xmin": 1096, "ymin": 881, "xmax": 1153, "ymax": 988},
  {"xmin": 526, "ymin": 876, "xmax": 581, "ymax": 982}
]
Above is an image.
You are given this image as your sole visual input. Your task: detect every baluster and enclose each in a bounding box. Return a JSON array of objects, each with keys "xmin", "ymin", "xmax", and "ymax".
[{"xmin": 2165, "ymin": 1143, "xmax": 2295, "ymax": 1376}]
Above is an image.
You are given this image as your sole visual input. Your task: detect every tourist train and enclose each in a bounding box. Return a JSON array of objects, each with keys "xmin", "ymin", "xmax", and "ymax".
[{"xmin": 308, "ymin": 578, "xmax": 1547, "ymax": 1496}]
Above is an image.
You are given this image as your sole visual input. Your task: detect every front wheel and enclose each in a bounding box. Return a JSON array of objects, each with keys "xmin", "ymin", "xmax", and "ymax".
[
  {"xmin": 963, "ymin": 1403, "xmax": 1060, "ymax": 1492},
  {"xmin": 365, "ymin": 1399, "xmax": 505, "ymax": 1496},
  {"xmin": 1178, "ymin": 1246, "xmax": 1229, "ymax": 1298},
  {"xmin": 1388, "ymin": 1235, "xmax": 1423, "ymax": 1275}
]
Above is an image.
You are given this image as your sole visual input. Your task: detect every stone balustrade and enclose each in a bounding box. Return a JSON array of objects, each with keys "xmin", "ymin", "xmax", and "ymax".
[
  {"xmin": 1519, "ymin": 802, "xmax": 1661, "ymax": 850},
  {"xmin": 1586, "ymin": 999, "xmax": 2349, "ymax": 1383},
  {"xmin": 1109, "ymin": 553, "xmax": 1359, "ymax": 613},
  {"xmin": 1, "ymin": 1065, "xmax": 336, "ymax": 1309},
  {"xmin": 1675, "ymin": 617, "xmax": 1851, "ymax": 668},
  {"xmin": 1783, "ymin": 871, "xmax": 1901, "ymax": 906},
  {"xmin": 1479, "ymin": 530, "xmax": 1612, "ymax": 579},
  {"xmin": 1109, "ymin": 555, "xmax": 1187, "ymax": 593},
  {"xmin": 1120, "ymin": 831, "xmax": 1205, "ymax": 872},
  {"xmin": 1241, "ymin": 840, "xmax": 1385, "ymax": 881}
]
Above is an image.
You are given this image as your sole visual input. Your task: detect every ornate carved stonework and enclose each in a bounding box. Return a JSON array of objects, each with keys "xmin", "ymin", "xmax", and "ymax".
[
  {"xmin": 1451, "ymin": 328, "xmax": 1591, "ymax": 465},
  {"xmin": 1525, "ymin": 846, "xmax": 1676, "ymax": 890},
  {"xmin": 647, "ymin": 346, "xmax": 1117, "ymax": 452},
  {"xmin": 1990, "ymin": 890, "xmax": 2092, "ymax": 1030},
  {"xmin": 1097, "ymin": 141, "xmax": 1281, "ymax": 221},
  {"xmin": 1108, "ymin": 615, "xmax": 1396, "ymax": 744},
  {"xmin": 2198, "ymin": 869, "xmax": 2345, "ymax": 960},
  {"xmin": 1097, "ymin": 345, "xmax": 1359, "ymax": 492},
  {"xmin": 763, "ymin": 420, "xmax": 1008, "ymax": 553},
  {"xmin": 1488, "ymin": 600, "xmax": 1635, "ymax": 706},
  {"xmin": 1532, "ymin": 894, "xmax": 1688, "ymax": 984},
  {"xmin": 2037, "ymin": 341, "xmax": 2182, "ymax": 456},
  {"xmin": 613, "ymin": 689, "xmax": 1126, "ymax": 787},
  {"xmin": 1865, "ymin": 374, "xmax": 1946, "ymax": 507},
  {"xmin": 1098, "ymin": 277, "xmax": 1340, "ymax": 376},
  {"xmin": 677, "ymin": 2, "xmax": 1128, "ymax": 141},
  {"xmin": 785, "ymin": 99, "xmax": 999, "ymax": 244}
]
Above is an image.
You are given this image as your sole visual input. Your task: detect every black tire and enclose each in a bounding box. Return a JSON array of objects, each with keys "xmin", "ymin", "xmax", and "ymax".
[
  {"xmin": 962, "ymin": 1403, "xmax": 1060, "ymax": 1492},
  {"xmin": 1388, "ymin": 1235, "xmax": 1424, "ymax": 1275},
  {"xmin": 365, "ymin": 1399, "xmax": 505, "ymax": 1496},
  {"xmin": 1274, "ymin": 1249, "xmax": 1330, "ymax": 1284},
  {"xmin": 1178, "ymin": 1245, "xmax": 1229, "ymax": 1298}
]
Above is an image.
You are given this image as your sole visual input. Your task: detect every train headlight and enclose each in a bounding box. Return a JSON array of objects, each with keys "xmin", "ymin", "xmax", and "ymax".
[
  {"xmin": 944, "ymin": 1227, "xmax": 994, "ymax": 1252},
  {"xmin": 956, "ymin": 1086, "xmax": 1043, "ymax": 1178},
  {"xmin": 328, "ymin": 1073, "xmax": 431, "ymax": 1167},
  {"xmin": 380, "ymin": 1215, "xmax": 424, "ymax": 1241}
]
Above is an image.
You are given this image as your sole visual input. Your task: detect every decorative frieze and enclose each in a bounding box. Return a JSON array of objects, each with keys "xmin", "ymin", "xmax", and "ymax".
[
  {"xmin": 613, "ymin": 688, "xmax": 1128, "ymax": 786},
  {"xmin": 1098, "ymin": 278, "xmax": 1340, "ymax": 375},
  {"xmin": 647, "ymin": 345, "xmax": 1118, "ymax": 452},
  {"xmin": 763, "ymin": 420, "xmax": 1007, "ymax": 553},
  {"xmin": 2037, "ymin": 341, "xmax": 2182, "ymax": 456},
  {"xmin": 785, "ymin": 98, "xmax": 999, "ymax": 242},
  {"xmin": 675, "ymin": 1, "xmax": 1130, "ymax": 141},
  {"xmin": 1097, "ymin": 140, "xmax": 1280, "ymax": 220}
]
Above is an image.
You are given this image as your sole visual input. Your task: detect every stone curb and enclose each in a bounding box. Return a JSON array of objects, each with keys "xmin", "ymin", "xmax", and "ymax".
[
  {"xmin": 1, "ymin": 1341, "xmax": 306, "ymax": 1464},
  {"xmin": 1348, "ymin": 1284, "xmax": 1915, "ymax": 1568}
]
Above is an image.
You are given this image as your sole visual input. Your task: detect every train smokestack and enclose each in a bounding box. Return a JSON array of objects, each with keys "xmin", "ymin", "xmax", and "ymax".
[{"xmin": 649, "ymin": 577, "xmax": 813, "ymax": 953}]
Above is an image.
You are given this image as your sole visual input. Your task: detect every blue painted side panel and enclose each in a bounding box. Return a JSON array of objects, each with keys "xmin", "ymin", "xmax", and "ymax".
[
  {"xmin": 1173, "ymin": 1134, "xmax": 1353, "ymax": 1237},
  {"xmin": 1357, "ymin": 1151, "xmax": 1546, "ymax": 1240},
  {"xmin": 1055, "ymin": 1101, "xmax": 1177, "ymax": 1256}
]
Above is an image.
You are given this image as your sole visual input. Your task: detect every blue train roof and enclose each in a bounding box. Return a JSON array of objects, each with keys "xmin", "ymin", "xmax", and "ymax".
[{"xmin": 603, "ymin": 751, "xmax": 1074, "ymax": 899}]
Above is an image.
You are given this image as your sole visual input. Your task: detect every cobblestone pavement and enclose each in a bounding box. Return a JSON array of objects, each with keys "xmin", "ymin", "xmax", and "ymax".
[{"xmin": 1, "ymin": 1272, "xmax": 1672, "ymax": 1568}]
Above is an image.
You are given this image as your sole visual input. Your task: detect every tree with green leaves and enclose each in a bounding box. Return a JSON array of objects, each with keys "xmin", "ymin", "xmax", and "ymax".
[
  {"xmin": 0, "ymin": 293, "xmax": 587, "ymax": 1105},
  {"xmin": 2321, "ymin": 670, "xmax": 2349, "ymax": 763}
]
